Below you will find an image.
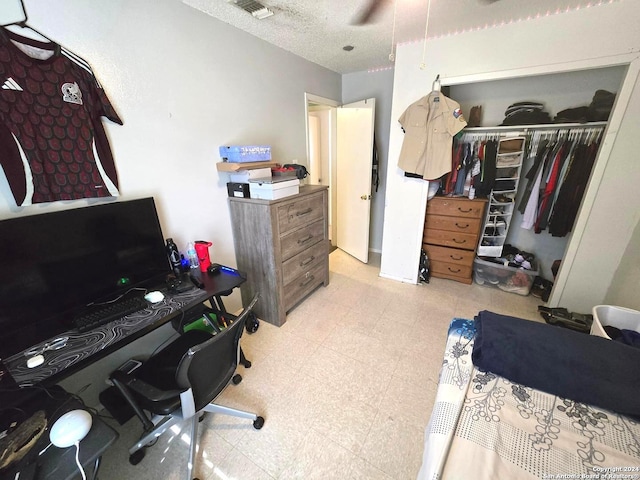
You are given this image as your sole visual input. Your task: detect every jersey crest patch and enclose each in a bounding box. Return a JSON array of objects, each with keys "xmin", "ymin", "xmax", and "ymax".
[{"xmin": 62, "ymin": 82, "xmax": 83, "ymax": 105}]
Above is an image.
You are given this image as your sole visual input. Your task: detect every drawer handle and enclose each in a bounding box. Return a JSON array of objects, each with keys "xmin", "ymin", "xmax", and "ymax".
[
  {"xmin": 450, "ymin": 255, "xmax": 464, "ymax": 261},
  {"xmin": 457, "ymin": 207, "xmax": 473, "ymax": 213},
  {"xmin": 296, "ymin": 208, "xmax": 313, "ymax": 216},
  {"xmin": 297, "ymin": 234, "xmax": 313, "ymax": 245},
  {"xmin": 447, "ymin": 267, "xmax": 462, "ymax": 273},
  {"xmin": 300, "ymin": 255, "xmax": 315, "ymax": 266},
  {"xmin": 452, "ymin": 238, "xmax": 467, "ymax": 244},
  {"xmin": 454, "ymin": 223, "xmax": 470, "ymax": 229},
  {"xmin": 300, "ymin": 275, "xmax": 315, "ymax": 287}
]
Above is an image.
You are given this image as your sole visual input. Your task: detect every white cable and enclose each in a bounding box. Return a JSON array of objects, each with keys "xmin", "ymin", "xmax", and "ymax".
[{"xmin": 74, "ymin": 442, "xmax": 87, "ymax": 480}]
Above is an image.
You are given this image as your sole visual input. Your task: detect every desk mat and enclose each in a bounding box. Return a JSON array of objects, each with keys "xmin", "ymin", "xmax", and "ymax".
[{"xmin": 4, "ymin": 287, "xmax": 209, "ymax": 386}]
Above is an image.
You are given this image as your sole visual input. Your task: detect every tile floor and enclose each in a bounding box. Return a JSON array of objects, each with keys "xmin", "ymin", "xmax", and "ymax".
[{"xmin": 98, "ymin": 249, "xmax": 543, "ymax": 480}]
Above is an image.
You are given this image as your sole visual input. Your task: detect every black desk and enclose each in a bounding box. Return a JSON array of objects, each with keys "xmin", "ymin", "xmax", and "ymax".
[{"xmin": 2, "ymin": 269, "xmax": 246, "ymax": 389}]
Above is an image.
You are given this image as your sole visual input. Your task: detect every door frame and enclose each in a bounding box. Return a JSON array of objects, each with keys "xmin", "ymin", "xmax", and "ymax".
[{"xmin": 304, "ymin": 93, "xmax": 339, "ymax": 246}]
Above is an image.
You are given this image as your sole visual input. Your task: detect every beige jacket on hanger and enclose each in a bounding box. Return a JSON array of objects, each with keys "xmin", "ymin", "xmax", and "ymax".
[{"xmin": 398, "ymin": 91, "xmax": 467, "ymax": 180}]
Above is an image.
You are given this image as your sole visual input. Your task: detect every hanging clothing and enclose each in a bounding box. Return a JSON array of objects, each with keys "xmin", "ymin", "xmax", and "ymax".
[
  {"xmin": 398, "ymin": 91, "xmax": 467, "ymax": 180},
  {"xmin": 474, "ymin": 140, "xmax": 497, "ymax": 197},
  {"xmin": 0, "ymin": 27, "xmax": 123, "ymax": 206},
  {"xmin": 548, "ymin": 141, "xmax": 600, "ymax": 236}
]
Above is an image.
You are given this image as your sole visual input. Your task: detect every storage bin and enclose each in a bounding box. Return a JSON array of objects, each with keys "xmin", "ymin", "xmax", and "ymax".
[
  {"xmin": 591, "ymin": 305, "xmax": 640, "ymax": 339},
  {"xmin": 473, "ymin": 257, "xmax": 538, "ymax": 295},
  {"xmin": 249, "ymin": 177, "xmax": 300, "ymax": 200},
  {"xmin": 219, "ymin": 145, "xmax": 272, "ymax": 163}
]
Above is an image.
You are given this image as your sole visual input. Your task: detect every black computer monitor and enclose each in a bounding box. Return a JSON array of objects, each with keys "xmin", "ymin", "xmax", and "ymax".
[{"xmin": 0, "ymin": 198, "xmax": 171, "ymax": 359}]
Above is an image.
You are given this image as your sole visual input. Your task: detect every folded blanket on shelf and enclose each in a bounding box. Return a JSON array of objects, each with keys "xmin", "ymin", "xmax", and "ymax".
[{"xmin": 472, "ymin": 310, "xmax": 640, "ymax": 419}]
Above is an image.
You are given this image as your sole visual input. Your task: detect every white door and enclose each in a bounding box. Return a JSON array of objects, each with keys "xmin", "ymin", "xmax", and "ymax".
[{"xmin": 336, "ymin": 98, "xmax": 375, "ymax": 263}]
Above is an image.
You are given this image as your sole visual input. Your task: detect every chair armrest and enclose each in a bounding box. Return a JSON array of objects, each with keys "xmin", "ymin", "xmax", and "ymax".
[{"xmin": 110, "ymin": 370, "xmax": 184, "ymax": 402}]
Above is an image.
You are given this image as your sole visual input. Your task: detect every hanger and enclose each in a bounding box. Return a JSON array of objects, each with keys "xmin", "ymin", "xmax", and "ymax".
[
  {"xmin": 432, "ymin": 74, "xmax": 441, "ymax": 92},
  {"xmin": 2, "ymin": 0, "xmax": 54, "ymax": 42}
]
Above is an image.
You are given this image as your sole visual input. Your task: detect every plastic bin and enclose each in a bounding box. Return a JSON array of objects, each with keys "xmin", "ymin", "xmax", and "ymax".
[
  {"xmin": 590, "ymin": 305, "xmax": 640, "ymax": 339},
  {"xmin": 219, "ymin": 145, "xmax": 271, "ymax": 163},
  {"xmin": 473, "ymin": 257, "xmax": 538, "ymax": 295}
]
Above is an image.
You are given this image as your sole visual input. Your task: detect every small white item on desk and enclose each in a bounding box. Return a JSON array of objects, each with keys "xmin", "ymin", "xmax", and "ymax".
[
  {"xmin": 144, "ymin": 291, "xmax": 164, "ymax": 303},
  {"xmin": 49, "ymin": 409, "xmax": 92, "ymax": 448},
  {"xmin": 27, "ymin": 354, "xmax": 45, "ymax": 368}
]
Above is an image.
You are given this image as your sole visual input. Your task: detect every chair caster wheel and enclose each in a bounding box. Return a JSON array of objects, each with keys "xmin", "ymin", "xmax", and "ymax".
[
  {"xmin": 129, "ymin": 449, "xmax": 146, "ymax": 465},
  {"xmin": 253, "ymin": 416, "xmax": 265, "ymax": 429},
  {"xmin": 246, "ymin": 312, "xmax": 259, "ymax": 334},
  {"xmin": 199, "ymin": 413, "xmax": 206, "ymax": 422},
  {"xmin": 232, "ymin": 374, "xmax": 242, "ymax": 385},
  {"xmin": 242, "ymin": 359, "xmax": 252, "ymax": 368}
]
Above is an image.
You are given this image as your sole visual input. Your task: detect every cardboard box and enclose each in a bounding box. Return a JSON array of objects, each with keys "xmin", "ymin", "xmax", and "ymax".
[
  {"xmin": 249, "ymin": 177, "xmax": 299, "ymax": 200},
  {"xmin": 227, "ymin": 182, "xmax": 250, "ymax": 198}
]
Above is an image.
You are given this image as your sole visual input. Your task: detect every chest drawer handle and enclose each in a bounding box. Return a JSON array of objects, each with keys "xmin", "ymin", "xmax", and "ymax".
[
  {"xmin": 300, "ymin": 255, "xmax": 315, "ymax": 266},
  {"xmin": 454, "ymin": 223, "xmax": 470, "ymax": 229},
  {"xmin": 452, "ymin": 238, "xmax": 467, "ymax": 244},
  {"xmin": 447, "ymin": 267, "xmax": 462, "ymax": 273},
  {"xmin": 296, "ymin": 208, "xmax": 313, "ymax": 217},
  {"xmin": 450, "ymin": 255, "xmax": 463, "ymax": 261},
  {"xmin": 457, "ymin": 207, "xmax": 473, "ymax": 213},
  {"xmin": 300, "ymin": 275, "xmax": 315, "ymax": 287},
  {"xmin": 297, "ymin": 234, "xmax": 313, "ymax": 245}
]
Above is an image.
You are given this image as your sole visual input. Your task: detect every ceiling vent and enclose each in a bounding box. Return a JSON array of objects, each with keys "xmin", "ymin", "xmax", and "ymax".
[{"xmin": 228, "ymin": 0, "xmax": 274, "ymax": 20}]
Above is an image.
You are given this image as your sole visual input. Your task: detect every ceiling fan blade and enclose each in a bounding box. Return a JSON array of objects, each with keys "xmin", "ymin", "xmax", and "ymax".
[{"xmin": 352, "ymin": 0, "xmax": 387, "ymax": 25}]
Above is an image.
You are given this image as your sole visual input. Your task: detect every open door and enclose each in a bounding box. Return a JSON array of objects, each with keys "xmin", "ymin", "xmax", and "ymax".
[{"xmin": 336, "ymin": 99, "xmax": 375, "ymax": 263}]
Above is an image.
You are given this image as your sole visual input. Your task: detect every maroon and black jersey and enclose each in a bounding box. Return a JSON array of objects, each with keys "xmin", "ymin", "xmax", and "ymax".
[{"xmin": 0, "ymin": 28, "xmax": 123, "ymax": 206}]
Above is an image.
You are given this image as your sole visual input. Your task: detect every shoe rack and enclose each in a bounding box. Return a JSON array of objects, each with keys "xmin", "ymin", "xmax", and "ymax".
[{"xmin": 477, "ymin": 136, "xmax": 526, "ymax": 257}]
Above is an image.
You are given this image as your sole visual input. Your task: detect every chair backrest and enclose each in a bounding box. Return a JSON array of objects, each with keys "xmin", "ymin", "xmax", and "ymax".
[{"xmin": 175, "ymin": 294, "xmax": 259, "ymax": 411}]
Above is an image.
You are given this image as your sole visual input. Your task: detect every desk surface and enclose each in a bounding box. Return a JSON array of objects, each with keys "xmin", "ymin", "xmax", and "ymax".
[{"xmin": 3, "ymin": 269, "xmax": 245, "ymax": 388}]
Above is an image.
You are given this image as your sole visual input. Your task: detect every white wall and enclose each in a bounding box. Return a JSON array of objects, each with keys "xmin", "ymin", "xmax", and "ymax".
[
  {"xmin": 0, "ymin": 0, "xmax": 341, "ymax": 308},
  {"xmin": 380, "ymin": 1, "xmax": 640, "ymax": 314},
  {"xmin": 0, "ymin": 0, "xmax": 340, "ymax": 405},
  {"xmin": 342, "ymin": 68, "xmax": 395, "ymax": 253}
]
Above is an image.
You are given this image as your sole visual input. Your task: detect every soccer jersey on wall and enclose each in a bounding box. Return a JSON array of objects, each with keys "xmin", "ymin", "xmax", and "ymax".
[{"xmin": 0, "ymin": 27, "xmax": 123, "ymax": 206}]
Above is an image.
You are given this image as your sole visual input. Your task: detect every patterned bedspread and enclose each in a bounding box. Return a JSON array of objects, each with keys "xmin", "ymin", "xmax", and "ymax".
[{"xmin": 418, "ymin": 319, "xmax": 640, "ymax": 480}]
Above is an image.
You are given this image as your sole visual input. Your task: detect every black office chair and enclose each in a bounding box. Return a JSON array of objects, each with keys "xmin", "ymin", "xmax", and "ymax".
[{"xmin": 110, "ymin": 294, "xmax": 263, "ymax": 480}]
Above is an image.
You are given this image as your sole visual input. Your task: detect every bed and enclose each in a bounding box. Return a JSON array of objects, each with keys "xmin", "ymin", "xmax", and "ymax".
[{"xmin": 418, "ymin": 311, "xmax": 640, "ymax": 480}]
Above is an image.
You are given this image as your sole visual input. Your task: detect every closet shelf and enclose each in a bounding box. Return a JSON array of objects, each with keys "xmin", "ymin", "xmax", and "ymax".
[{"xmin": 463, "ymin": 121, "xmax": 607, "ymax": 133}]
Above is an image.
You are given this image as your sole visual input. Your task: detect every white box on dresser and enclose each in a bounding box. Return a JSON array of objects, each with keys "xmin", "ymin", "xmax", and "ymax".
[{"xmin": 228, "ymin": 185, "xmax": 329, "ymax": 326}]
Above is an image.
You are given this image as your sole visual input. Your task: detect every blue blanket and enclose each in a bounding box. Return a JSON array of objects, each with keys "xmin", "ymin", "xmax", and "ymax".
[{"xmin": 472, "ymin": 310, "xmax": 640, "ymax": 419}]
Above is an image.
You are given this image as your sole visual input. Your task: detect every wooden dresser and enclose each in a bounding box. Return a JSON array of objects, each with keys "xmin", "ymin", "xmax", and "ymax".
[
  {"xmin": 228, "ymin": 185, "xmax": 329, "ymax": 326},
  {"xmin": 423, "ymin": 196, "xmax": 487, "ymax": 284}
]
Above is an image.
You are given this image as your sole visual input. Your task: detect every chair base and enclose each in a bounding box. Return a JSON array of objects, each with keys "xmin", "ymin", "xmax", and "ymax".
[{"xmin": 128, "ymin": 402, "xmax": 264, "ymax": 480}]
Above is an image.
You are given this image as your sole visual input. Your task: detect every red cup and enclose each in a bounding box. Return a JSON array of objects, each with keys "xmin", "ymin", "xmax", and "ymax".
[{"xmin": 194, "ymin": 241, "xmax": 212, "ymax": 272}]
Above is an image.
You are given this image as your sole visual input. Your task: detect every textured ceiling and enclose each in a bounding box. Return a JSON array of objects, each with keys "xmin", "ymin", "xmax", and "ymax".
[{"xmin": 182, "ymin": 0, "xmax": 617, "ymax": 74}]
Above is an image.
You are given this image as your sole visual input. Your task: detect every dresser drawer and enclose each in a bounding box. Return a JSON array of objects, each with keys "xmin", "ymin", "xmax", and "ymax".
[
  {"xmin": 429, "ymin": 259, "xmax": 473, "ymax": 280},
  {"xmin": 280, "ymin": 219, "xmax": 325, "ymax": 262},
  {"xmin": 277, "ymin": 193, "xmax": 324, "ymax": 235},
  {"xmin": 424, "ymin": 215, "xmax": 481, "ymax": 235},
  {"xmin": 423, "ymin": 229, "xmax": 477, "ymax": 250},
  {"xmin": 426, "ymin": 197, "xmax": 485, "ymax": 218},
  {"xmin": 284, "ymin": 262, "xmax": 327, "ymax": 312},
  {"xmin": 282, "ymin": 240, "xmax": 327, "ymax": 286},
  {"xmin": 423, "ymin": 244, "xmax": 475, "ymax": 267}
]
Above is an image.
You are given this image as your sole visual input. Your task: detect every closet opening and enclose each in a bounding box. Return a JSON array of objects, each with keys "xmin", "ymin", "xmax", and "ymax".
[{"xmin": 440, "ymin": 65, "xmax": 627, "ymax": 302}]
